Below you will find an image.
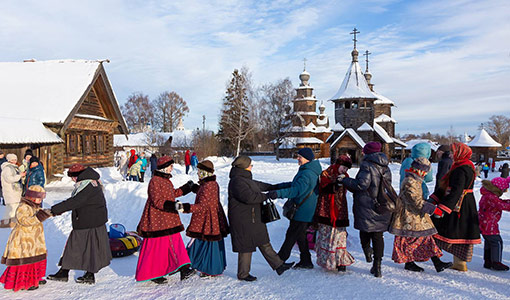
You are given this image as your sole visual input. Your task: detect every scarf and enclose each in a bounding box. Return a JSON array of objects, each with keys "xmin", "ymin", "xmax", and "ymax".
[
  {"xmin": 439, "ymin": 142, "xmax": 475, "ymax": 191},
  {"xmin": 71, "ymin": 179, "xmax": 101, "ymax": 197}
]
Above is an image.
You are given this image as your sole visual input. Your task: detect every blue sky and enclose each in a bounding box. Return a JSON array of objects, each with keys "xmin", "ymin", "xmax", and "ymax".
[{"xmin": 1, "ymin": 0, "xmax": 509, "ymax": 135}]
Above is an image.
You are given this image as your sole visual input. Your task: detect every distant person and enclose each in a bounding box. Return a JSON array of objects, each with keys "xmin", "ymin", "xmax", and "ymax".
[
  {"xmin": 478, "ymin": 177, "xmax": 510, "ymax": 271},
  {"xmin": 499, "ymin": 163, "xmax": 509, "ymax": 178},
  {"xmin": 491, "ymin": 160, "xmax": 496, "ymax": 172},
  {"xmin": 26, "ymin": 156, "xmax": 45, "ymax": 189},
  {"xmin": 0, "ymin": 151, "xmax": 6, "ymax": 206},
  {"xmin": 0, "ymin": 154, "xmax": 26, "ymax": 227},
  {"xmin": 127, "ymin": 149, "xmax": 138, "ymax": 169},
  {"xmin": 400, "ymin": 143, "xmax": 433, "ymax": 199},
  {"xmin": 190, "ymin": 152, "xmax": 198, "ymax": 172},
  {"xmin": 150, "ymin": 153, "xmax": 158, "ymax": 175},
  {"xmin": 128, "ymin": 160, "xmax": 142, "ymax": 182},
  {"xmin": 136, "ymin": 152, "xmax": 148, "ymax": 182},
  {"xmin": 185, "ymin": 150, "xmax": 191, "ymax": 174},
  {"xmin": 18, "ymin": 150, "xmax": 33, "ymax": 195},
  {"xmin": 482, "ymin": 163, "xmax": 490, "ymax": 179},
  {"xmin": 434, "ymin": 145, "xmax": 452, "ymax": 193},
  {"xmin": 268, "ymin": 147, "xmax": 322, "ymax": 270},
  {"xmin": 117, "ymin": 152, "xmax": 128, "ymax": 180}
]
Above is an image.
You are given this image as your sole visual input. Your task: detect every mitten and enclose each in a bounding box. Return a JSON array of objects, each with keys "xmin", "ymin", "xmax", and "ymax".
[
  {"xmin": 179, "ymin": 181, "xmax": 194, "ymax": 195},
  {"xmin": 36, "ymin": 209, "xmax": 52, "ymax": 222},
  {"xmin": 421, "ymin": 201, "xmax": 437, "ymax": 215},
  {"xmin": 163, "ymin": 201, "xmax": 178, "ymax": 213},
  {"xmin": 191, "ymin": 184, "xmax": 200, "ymax": 193},
  {"xmin": 267, "ymin": 190, "xmax": 278, "ymax": 200}
]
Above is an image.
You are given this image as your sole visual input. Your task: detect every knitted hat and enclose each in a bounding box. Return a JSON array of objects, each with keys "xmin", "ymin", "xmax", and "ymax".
[
  {"xmin": 6, "ymin": 153, "xmax": 17, "ymax": 162},
  {"xmin": 297, "ymin": 147, "xmax": 314, "ymax": 161},
  {"xmin": 29, "ymin": 156, "xmax": 40, "ymax": 165},
  {"xmin": 363, "ymin": 142, "xmax": 382, "ymax": 154},
  {"xmin": 491, "ymin": 177, "xmax": 510, "ymax": 191},
  {"xmin": 24, "ymin": 149, "xmax": 33, "ymax": 158},
  {"xmin": 25, "ymin": 185, "xmax": 46, "ymax": 202},
  {"xmin": 157, "ymin": 156, "xmax": 174, "ymax": 170},
  {"xmin": 411, "ymin": 157, "xmax": 431, "ymax": 174},
  {"xmin": 232, "ymin": 156, "xmax": 252, "ymax": 169},
  {"xmin": 437, "ymin": 144, "xmax": 451, "ymax": 152},
  {"xmin": 67, "ymin": 163, "xmax": 86, "ymax": 177},
  {"xmin": 197, "ymin": 160, "xmax": 214, "ymax": 173},
  {"xmin": 335, "ymin": 154, "xmax": 352, "ymax": 169}
]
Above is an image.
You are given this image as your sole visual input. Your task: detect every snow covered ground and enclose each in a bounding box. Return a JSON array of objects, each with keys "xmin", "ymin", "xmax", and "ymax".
[{"xmin": 0, "ymin": 156, "xmax": 509, "ymax": 300}]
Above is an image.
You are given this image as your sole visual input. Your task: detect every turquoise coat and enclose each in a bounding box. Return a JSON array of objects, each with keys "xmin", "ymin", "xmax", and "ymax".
[
  {"xmin": 399, "ymin": 143, "xmax": 433, "ymax": 199},
  {"xmin": 277, "ymin": 160, "xmax": 322, "ymax": 222}
]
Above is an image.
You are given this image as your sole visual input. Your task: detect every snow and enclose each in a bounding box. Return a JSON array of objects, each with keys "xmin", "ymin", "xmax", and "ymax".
[
  {"xmin": 0, "ymin": 60, "xmax": 102, "ymax": 123},
  {"xmin": 278, "ymin": 137, "xmax": 324, "ymax": 149},
  {"xmin": 392, "ymin": 138, "xmax": 408, "ymax": 148},
  {"xmin": 332, "ymin": 122, "xmax": 345, "ymax": 132},
  {"xmin": 114, "ymin": 130, "xmax": 194, "ymax": 148},
  {"xmin": 0, "ymin": 117, "xmax": 63, "ymax": 144},
  {"xmin": 372, "ymin": 91, "xmax": 395, "ymax": 106},
  {"xmin": 404, "ymin": 139, "xmax": 440, "ymax": 152},
  {"xmin": 1, "ymin": 157, "xmax": 510, "ymax": 299},
  {"xmin": 468, "ymin": 129, "xmax": 502, "ymax": 148},
  {"xmin": 330, "ymin": 60, "xmax": 377, "ymax": 100},
  {"xmin": 293, "ymin": 96, "xmax": 317, "ymax": 101},
  {"xmin": 357, "ymin": 122, "xmax": 374, "ymax": 132},
  {"xmin": 373, "ymin": 122, "xmax": 394, "ymax": 144},
  {"xmin": 74, "ymin": 114, "xmax": 111, "ymax": 122},
  {"xmin": 374, "ymin": 114, "xmax": 397, "ymax": 123},
  {"xmin": 331, "ymin": 128, "xmax": 366, "ymax": 148},
  {"xmin": 296, "ymin": 111, "xmax": 319, "ymax": 116}
]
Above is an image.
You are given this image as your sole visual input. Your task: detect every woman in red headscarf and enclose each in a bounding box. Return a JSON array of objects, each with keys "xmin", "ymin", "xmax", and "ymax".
[
  {"xmin": 314, "ymin": 155, "xmax": 355, "ymax": 272},
  {"xmin": 429, "ymin": 142, "xmax": 481, "ymax": 271}
]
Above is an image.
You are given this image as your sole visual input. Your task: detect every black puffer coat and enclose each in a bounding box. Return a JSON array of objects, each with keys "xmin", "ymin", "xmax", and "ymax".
[
  {"xmin": 342, "ymin": 152, "xmax": 392, "ymax": 232},
  {"xmin": 434, "ymin": 152, "xmax": 453, "ymax": 192},
  {"xmin": 228, "ymin": 167, "xmax": 274, "ymax": 253},
  {"xmin": 51, "ymin": 168, "xmax": 108, "ymax": 230}
]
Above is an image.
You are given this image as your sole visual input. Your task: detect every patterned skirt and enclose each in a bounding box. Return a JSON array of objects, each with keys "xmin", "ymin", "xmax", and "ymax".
[
  {"xmin": 315, "ymin": 224, "xmax": 355, "ymax": 271},
  {"xmin": 187, "ymin": 238, "xmax": 227, "ymax": 276},
  {"xmin": 135, "ymin": 233, "xmax": 191, "ymax": 281},
  {"xmin": 434, "ymin": 238, "xmax": 474, "ymax": 262},
  {"xmin": 392, "ymin": 236, "xmax": 443, "ymax": 263},
  {"xmin": 0, "ymin": 259, "xmax": 46, "ymax": 292}
]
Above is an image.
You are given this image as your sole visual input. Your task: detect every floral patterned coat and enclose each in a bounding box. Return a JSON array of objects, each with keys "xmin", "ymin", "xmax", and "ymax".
[
  {"xmin": 182, "ymin": 176, "xmax": 229, "ymax": 241},
  {"xmin": 478, "ymin": 180, "xmax": 510, "ymax": 235},
  {"xmin": 1, "ymin": 199, "xmax": 51, "ymax": 266},
  {"xmin": 390, "ymin": 173, "xmax": 437, "ymax": 237}
]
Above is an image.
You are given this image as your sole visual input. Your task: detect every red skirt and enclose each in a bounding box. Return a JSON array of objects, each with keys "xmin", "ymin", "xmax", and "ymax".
[
  {"xmin": 0, "ymin": 259, "xmax": 46, "ymax": 292},
  {"xmin": 392, "ymin": 236, "xmax": 442, "ymax": 264}
]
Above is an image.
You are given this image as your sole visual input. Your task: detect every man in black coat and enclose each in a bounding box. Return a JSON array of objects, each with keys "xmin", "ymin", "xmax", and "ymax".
[
  {"xmin": 342, "ymin": 142, "xmax": 392, "ymax": 278},
  {"xmin": 227, "ymin": 156, "xmax": 292, "ymax": 281},
  {"xmin": 47, "ymin": 165, "xmax": 112, "ymax": 284},
  {"xmin": 434, "ymin": 145, "xmax": 453, "ymax": 193}
]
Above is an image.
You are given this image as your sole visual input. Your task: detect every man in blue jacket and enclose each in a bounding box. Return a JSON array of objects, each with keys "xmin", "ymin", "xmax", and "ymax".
[{"xmin": 268, "ymin": 147, "xmax": 322, "ymax": 269}]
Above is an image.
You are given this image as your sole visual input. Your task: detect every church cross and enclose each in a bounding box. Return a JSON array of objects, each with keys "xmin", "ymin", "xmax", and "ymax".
[
  {"xmin": 303, "ymin": 58, "xmax": 307, "ymax": 71},
  {"xmin": 350, "ymin": 27, "xmax": 360, "ymax": 49},
  {"xmin": 363, "ymin": 50, "xmax": 371, "ymax": 72}
]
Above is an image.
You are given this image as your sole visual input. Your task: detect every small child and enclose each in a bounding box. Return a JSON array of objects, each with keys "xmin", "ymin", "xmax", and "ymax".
[
  {"xmin": 128, "ymin": 160, "xmax": 142, "ymax": 182},
  {"xmin": 478, "ymin": 177, "xmax": 510, "ymax": 271},
  {"xmin": 0, "ymin": 185, "xmax": 52, "ymax": 291}
]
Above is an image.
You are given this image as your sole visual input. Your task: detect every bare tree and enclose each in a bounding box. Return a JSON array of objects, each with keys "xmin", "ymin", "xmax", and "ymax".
[
  {"xmin": 154, "ymin": 91, "xmax": 189, "ymax": 132},
  {"xmin": 259, "ymin": 78, "xmax": 295, "ymax": 160},
  {"xmin": 481, "ymin": 115, "xmax": 510, "ymax": 147},
  {"xmin": 121, "ymin": 92, "xmax": 154, "ymax": 133},
  {"xmin": 218, "ymin": 68, "xmax": 257, "ymax": 156},
  {"xmin": 192, "ymin": 129, "xmax": 219, "ymax": 158}
]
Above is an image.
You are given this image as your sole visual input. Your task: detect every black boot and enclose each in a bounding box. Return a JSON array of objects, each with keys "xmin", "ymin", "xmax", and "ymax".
[
  {"xmin": 47, "ymin": 268, "xmax": 69, "ymax": 282},
  {"xmin": 363, "ymin": 247, "xmax": 373, "ymax": 263},
  {"xmin": 337, "ymin": 266, "xmax": 346, "ymax": 272},
  {"xmin": 404, "ymin": 262, "xmax": 424, "ymax": 272},
  {"xmin": 151, "ymin": 277, "xmax": 168, "ymax": 284},
  {"xmin": 491, "ymin": 262, "xmax": 510, "ymax": 271},
  {"xmin": 431, "ymin": 256, "xmax": 453, "ymax": 273},
  {"xmin": 180, "ymin": 266, "xmax": 195, "ymax": 281},
  {"xmin": 276, "ymin": 262, "xmax": 294, "ymax": 275},
  {"xmin": 370, "ymin": 259, "xmax": 382, "ymax": 277},
  {"xmin": 483, "ymin": 248, "xmax": 492, "ymax": 269},
  {"xmin": 76, "ymin": 272, "xmax": 95, "ymax": 284}
]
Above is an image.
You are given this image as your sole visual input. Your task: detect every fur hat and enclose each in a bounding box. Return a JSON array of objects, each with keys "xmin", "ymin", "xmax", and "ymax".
[
  {"xmin": 335, "ymin": 154, "xmax": 352, "ymax": 169},
  {"xmin": 232, "ymin": 156, "xmax": 252, "ymax": 169},
  {"xmin": 6, "ymin": 153, "xmax": 17, "ymax": 162},
  {"xmin": 197, "ymin": 160, "xmax": 214, "ymax": 173},
  {"xmin": 437, "ymin": 145, "xmax": 451, "ymax": 152},
  {"xmin": 68, "ymin": 163, "xmax": 86, "ymax": 177},
  {"xmin": 29, "ymin": 156, "xmax": 40, "ymax": 166},
  {"xmin": 297, "ymin": 147, "xmax": 315, "ymax": 161},
  {"xmin": 25, "ymin": 185, "xmax": 46, "ymax": 202},
  {"xmin": 157, "ymin": 156, "xmax": 174, "ymax": 170},
  {"xmin": 363, "ymin": 142, "xmax": 382, "ymax": 155},
  {"xmin": 411, "ymin": 157, "xmax": 431, "ymax": 175}
]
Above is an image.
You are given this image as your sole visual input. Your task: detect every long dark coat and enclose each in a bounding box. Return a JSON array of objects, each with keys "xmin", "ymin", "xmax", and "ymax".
[
  {"xmin": 342, "ymin": 152, "xmax": 392, "ymax": 233},
  {"xmin": 430, "ymin": 165, "xmax": 481, "ymax": 244},
  {"xmin": 434, "ymin": 152, "xmax": 453, "ymax": 193},
  {"xmin": 227, "ymin": 167, "xmax": 274, "ymax": 253}
]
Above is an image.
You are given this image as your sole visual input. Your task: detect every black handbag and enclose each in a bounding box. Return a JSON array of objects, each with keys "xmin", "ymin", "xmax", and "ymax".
[
  {"xmin": 282, "ymin": 188, "xmax": 315, "ymax": 220},
  {"xmin": 374, "ymin": 169, "xmax": 398, "ymax": 214},
  {"xmin": 261, "ymin": 199, "xmax": 280, "ymax": 223}
]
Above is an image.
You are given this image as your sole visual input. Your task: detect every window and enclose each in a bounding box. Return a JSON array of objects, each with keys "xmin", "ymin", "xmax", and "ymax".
[
  {"xmin": 83, "ymin": 135, "xmax": 92, "ymax": 155},
  {"xmin": 344, "ymin": 101, "xmax": 351, "ymax": 109},
  {"xmin": 352, "ymin": 101, "xmax": 358, "ymax": 109},
  {"xmin": 97, "ymin": 135, "xmax": 105, "ymax": 154}
]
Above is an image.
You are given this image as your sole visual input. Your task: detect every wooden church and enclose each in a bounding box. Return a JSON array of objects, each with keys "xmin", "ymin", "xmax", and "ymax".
[
  {"xmin": 326, "ymin": 29, "xmax": 406, "ymax": 164},
  {"xmin": 0, "ymin": 59, "xmax": 128, "ymax": 180}
]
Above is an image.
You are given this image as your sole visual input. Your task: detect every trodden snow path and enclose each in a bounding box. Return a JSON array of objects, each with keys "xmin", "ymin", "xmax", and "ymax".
[{"xmin": 0, "ymin": 156, "xmax": 509, "ymax": 300}]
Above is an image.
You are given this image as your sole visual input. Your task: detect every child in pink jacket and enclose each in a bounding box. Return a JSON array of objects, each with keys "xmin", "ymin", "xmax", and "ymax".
[{"xmin": 478, "ymin": 177, "xmax": 510, "ymax": 271}]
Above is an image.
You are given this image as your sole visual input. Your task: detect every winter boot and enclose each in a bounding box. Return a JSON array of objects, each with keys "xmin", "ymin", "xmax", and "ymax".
[
  {"xmin": 337, "ymin": 266, "xmax": 346, "ymax": 272},
  {"xmin": 276, "ymin": 262, "xmax": 294, "ymax": 275},
  {"xmin": 491, "ymin": 262, "xmax": 510, "ymax": 271},
  {"xmin": 483, "ymin": 248, "xmax": 492, "ymax": 269},
  {"xmin": 238, "ymin": 274, "xmax": 257, "ymax": 282},
  {"xmin": 180, "ymin": 265, "xmax": 195, "ymax": 281},
  {"xmin": 450, "ymin": 256, "xmax": 468, "ymax": 272},
  {"xmin": 370, "ymin": 259, "xmax": 382, "ymax": 278},
  {"xmin": 404, "ymin": 262, "xmax": 424, "ymax": 272},
  {"xmin": 76, "ymin": 272, "xmax": 95, "ymax": 284},
  {"xmin": 39, "ymin": 279, "xmax": 47, "ymax": 285},
  {"xmin": 431, "ymin": 256, "xmax": 453, "ymax": 272},
  {"xmin": 27, "ymin": 286, "xmax": 39, "ymax": 291},
  {"xmin": 293, "ymin": 261, "xmax": 314, "ymax": 269},
  {"xmin": 363, "ymin": 247, "xmax": 373, "ymax": 263},
  {"xmin": 47, "ymin": 268, "xmax": 69, "ymax": 282},
  {"xmin": 151, "ymin": 277, "xmax": 168, "ymax": 284}
]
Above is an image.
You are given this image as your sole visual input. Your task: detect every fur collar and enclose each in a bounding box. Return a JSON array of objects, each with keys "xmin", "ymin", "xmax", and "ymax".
[
  {"xmin": 21, "ymin": 197, "xmax": 41, "ymax": 208},
  {"xmin": 154, "ymin": 170, "xmax": 172, "ymax": 179},
  {"xmin": 199, "ymin": 175, "xmax": 216, "ymax": 184},
  {"xmin": 482, "ymin": 180, "xmax": 503, "ymax": 197}
]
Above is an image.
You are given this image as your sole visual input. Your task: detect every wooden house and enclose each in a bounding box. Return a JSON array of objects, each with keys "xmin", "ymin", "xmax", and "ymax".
[
  {"xmin": 468, "ymin": 129, "xmax": 502, "ymax": 162},
  {"xmin": 0, "ymin": 59, "xmax": 128, "ymax": 180}
]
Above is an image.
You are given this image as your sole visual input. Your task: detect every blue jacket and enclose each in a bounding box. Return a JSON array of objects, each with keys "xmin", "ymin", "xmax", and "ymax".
[
  {"xmin": 27, "ymin": 164, "xmax": 45, "ymax": 188},
  {"xmin": 136, "ymin": 157, "xmax": 148, "ymax": 172},
  {"xmin": 190, "ymin": 155, "xmax": 199, "ymax": 167},
  {"xmin": 276, "ymin": 160, "xmax": 322, "ymax": 222},
  {"xmin": 150, "ymin": 156, "xmax": 158, "ymax": 172},
  {"xmin": 399, "ymin": 143, "xmax": 433, "ymax": 199}
]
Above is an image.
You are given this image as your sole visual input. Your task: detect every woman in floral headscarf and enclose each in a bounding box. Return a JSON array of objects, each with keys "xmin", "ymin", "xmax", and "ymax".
[{"xmin": 429, "ymin": 142, "xmax": 481, "ymax": 271}]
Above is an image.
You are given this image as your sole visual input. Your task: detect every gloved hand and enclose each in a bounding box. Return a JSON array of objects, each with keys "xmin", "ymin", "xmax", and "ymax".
[
  {"xmin": 191, "ymin": 184, "xmax": 200, "ymax": 193},
  {"xmin": 36, "ymin": 209, "xmax": 52, "ymax": 222},
  {"xmin": 432, "ymin": 207, "xmax": 444, "ymax": 218},
  {"xmin": 179, "ymin": 180, "xmax": 194, "ymax": 195},
  {"xmin": 175, "ymin": 201, "xmax": 184, "ymax": 213},
  {"xmin": 267, "ymin": 190, "xmax": 278, "ymax": 200},
  {"xmin": 421, "ymin": 201, "xmax": 437, "ymax": 215}
]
